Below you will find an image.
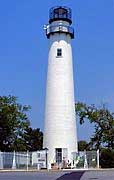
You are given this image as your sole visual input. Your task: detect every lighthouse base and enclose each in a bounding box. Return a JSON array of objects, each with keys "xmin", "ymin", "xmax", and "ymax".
[{"xmin": 46, "ymin": 147, "xmax": 77, "ymax": 169}]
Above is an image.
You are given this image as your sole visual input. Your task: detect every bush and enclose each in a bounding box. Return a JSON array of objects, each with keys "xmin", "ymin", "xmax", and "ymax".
[{"xmin": 100, "ymin": 149, "xmax": 114, "ymax": 168}]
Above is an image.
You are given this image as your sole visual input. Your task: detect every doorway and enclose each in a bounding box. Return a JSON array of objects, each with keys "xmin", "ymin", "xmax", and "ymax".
[{"xmin": 55, "ymin": 148, "xmax": 62, "ymax": 164}]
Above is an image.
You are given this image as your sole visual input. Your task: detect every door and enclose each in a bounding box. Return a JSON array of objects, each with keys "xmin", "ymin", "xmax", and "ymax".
[{"xmin": 55, "ymin": 148, "xmax": 62, "ymax": 164}]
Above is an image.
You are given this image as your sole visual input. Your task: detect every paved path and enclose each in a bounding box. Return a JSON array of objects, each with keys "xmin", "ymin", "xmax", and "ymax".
[
  {"xmin": 0, "ymin": 172, "xmax": 65, "ymax": 180},
  {"xmin": 0, "ymin": 170, "xmax": 114, "ymax": 180},
  {"xmin": 81, "ymin": 170, "xmax": 114, "ymax": 180}
]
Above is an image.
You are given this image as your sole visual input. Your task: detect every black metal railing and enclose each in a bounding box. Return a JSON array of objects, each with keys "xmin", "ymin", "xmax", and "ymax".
[{"xmin": 46, "ymin": 25, "xmax": 74, "ymax": 39}]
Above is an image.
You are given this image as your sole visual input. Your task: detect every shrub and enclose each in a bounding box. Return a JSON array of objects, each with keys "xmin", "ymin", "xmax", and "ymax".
[{"xmin": 100, "ymin": 149, "xmax": 114, "ymax": 168}]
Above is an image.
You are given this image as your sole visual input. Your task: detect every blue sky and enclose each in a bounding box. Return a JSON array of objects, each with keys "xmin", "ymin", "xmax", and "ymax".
[{"xmin": 0, "ymin": 0, "xmax": 114, "ymax": 141}]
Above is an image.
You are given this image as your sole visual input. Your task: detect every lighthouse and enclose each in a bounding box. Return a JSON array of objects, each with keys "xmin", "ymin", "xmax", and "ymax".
[{"xmin": 43, "ymin": 6, "xmax": 77, "ymax": 166}]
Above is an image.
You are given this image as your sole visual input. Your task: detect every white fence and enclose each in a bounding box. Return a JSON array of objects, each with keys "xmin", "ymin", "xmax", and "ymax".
[
  {"xmin": 0, "ymin": 150, "xmax": 99, "ymax": 170},
  {"xmin": 72, "ymin": 150, "xmax": 99, "ymax": 169},
  {"xmin": 0, "ymin": 150, "xmax": 48, "ymax": 170}
]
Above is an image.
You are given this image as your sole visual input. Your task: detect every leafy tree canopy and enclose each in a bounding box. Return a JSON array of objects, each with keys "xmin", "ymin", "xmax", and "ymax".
[
  {"xmin": 23, "ymin": 127, "xmax": 43, "ymax": 151},
  {"xmin": 0, "ymin": 95, "xmax": 43, "ymax": 151},
  {"xmin": 75, "ymin": 102, "xmax": 114, "ymax": 150},
  {"xmin": 78, "ymin": 140, "xmax": 90, "ymax": 151}
]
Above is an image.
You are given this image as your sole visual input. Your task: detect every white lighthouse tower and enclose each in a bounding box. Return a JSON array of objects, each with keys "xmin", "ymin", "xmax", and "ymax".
[{"xmin": 43, "ymin": 6, "xmax": 77, "ymax": 166}]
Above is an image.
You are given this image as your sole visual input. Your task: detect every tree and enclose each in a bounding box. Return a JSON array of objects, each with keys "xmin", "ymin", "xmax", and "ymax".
[
  {"xmin": 100, "ymin": 149, "xmax": 114, "ymax": 168},
  {"xmin": 75, "ymin": 102, "xmax": 114, "ymax": 150},
  {"xmin": 78, "ymin": 140, "xmax": 89, "ymax": 151},
  {"xmin": 24, "ymin": 127, "xmax": 43, "ymax": 151},
  {"xmin": 0, "ymin": 95, "xmax": 30, "ymax": 151}
]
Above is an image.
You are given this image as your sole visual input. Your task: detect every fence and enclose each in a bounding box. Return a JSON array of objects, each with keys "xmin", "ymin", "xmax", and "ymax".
[
  {"xmin": 72, "ymin": 150, "xmax": 99, "ymax": 169},
  {"xmin": 0, "ymin": 150, "xmax": 47, "ymax": 170},
  {"xmin": 0, "ymin": 150, "xmax": 99, "ymax": 170}
]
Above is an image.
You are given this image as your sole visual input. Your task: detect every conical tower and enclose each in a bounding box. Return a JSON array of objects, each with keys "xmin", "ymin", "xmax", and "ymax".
[{"xmin": 43, "ymin": 6, "xmax": 77, "ymax": 165}]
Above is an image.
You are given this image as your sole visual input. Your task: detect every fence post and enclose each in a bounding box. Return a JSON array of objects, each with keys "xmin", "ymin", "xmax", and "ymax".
[
  {"xmin": 12, "ymin": 151, "xmax": 16, "ymax": 169},
  {"xmin": 97, "ymin": 149, "xmax": 100, "ymax": 169},
  {"xmin": 0, "ymin": 151, "xmax": 3, "ymax": 169},
  {"xmin": 84, "ymin": 150, "xmax": 88, "ymax": 169},
  {"xmin": 27, "ymin": 151, "xmax": 29, "ymax": 171}
]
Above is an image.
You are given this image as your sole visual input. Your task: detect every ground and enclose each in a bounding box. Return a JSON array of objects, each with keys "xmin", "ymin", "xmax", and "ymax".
[{"xmin": 0, "ymin": 170, "xmax": 114, "ymax": 180}]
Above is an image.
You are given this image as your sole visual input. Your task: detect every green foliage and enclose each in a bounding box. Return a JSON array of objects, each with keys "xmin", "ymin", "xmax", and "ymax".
[
  {"xmin": 75, "ymin": 102, "xmax": 114, "ymax": 150},
  {"xmin": 0, "ymin": 95, "xmax": 43, "ymax": 151},
  {"xmin": 0, "ymin": 95, "xmax": 30, "ymax": 151},
  {"xmin": 78, "ymin": 140, "xmax": 90, "ymax": 151},
  {"xmin": 24, "ymin": 127, "xmax": 43, "ymax": 151},
  {"xmin": 100, "ymin": 149, "xmax": 114, "ymax": 168}
]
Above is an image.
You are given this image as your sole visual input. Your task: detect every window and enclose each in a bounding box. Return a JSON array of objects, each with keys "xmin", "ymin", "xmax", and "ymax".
[
  {"xmin": 57, "ymin": 48, "xmax": 62, "ymax": 57},
  {"xmin": 37, "ymin": 153, "xmax": 41, "ymax": 158}
]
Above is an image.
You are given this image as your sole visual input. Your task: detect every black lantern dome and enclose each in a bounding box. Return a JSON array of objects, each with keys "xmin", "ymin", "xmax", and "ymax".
[{"xmin": 49, "ymin": 6, "xmax": 72, "ymax": 24}]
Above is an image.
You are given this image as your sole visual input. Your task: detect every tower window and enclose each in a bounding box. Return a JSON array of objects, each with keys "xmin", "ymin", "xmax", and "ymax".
[{"xmin": 57, "ymin": 48, "xmax": 62, "ymax": 57}]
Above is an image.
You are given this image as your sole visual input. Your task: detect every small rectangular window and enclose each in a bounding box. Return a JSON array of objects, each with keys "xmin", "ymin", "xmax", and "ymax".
[
  {"xmin": 37, "ymin": 153, "xmax": 41, "ymax": 158},
  {"xmin": 57, "ymin": 48, "xmax": 62, "ymax": 57}
]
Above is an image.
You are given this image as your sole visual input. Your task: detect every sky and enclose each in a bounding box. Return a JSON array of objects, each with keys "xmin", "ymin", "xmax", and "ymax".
[{"xmin": 0, "ymin": 0, "xmax": 114, "ymax": 141}]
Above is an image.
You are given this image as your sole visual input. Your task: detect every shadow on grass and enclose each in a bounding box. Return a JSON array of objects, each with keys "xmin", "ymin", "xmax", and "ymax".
[{"xmin": 56, "ymin": 171, "xmax": 85, "ymax": 180}]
